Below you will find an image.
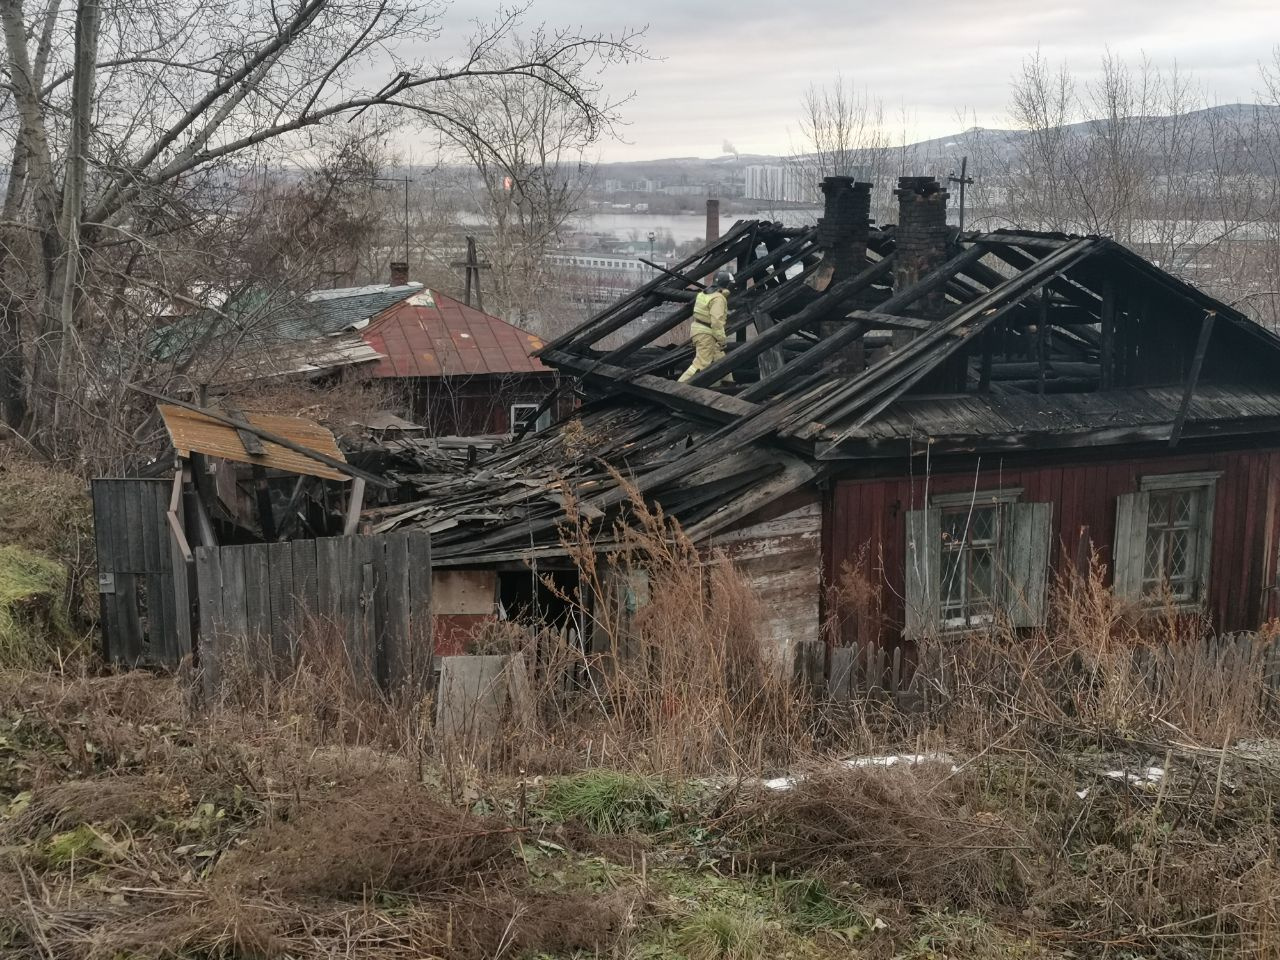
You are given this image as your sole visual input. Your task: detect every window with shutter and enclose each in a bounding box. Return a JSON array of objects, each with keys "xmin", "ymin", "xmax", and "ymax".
[
  {"xmin": 1114, "ymin": 472, "xmax": 1218, "ymax": 607},
  {"xmin": 905, "ymin": 490, "xmax": 1052, "ymax": 636}
]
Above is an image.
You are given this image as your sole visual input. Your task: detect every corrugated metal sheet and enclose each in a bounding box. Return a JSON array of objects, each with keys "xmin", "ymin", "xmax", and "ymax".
[
  {"xmin": 362, "ymin": 288, "xmax": 550, "ymax": 378},
  {"xmin": 158, "ymin": 404, "xmax": 350, "ymax": 481}
]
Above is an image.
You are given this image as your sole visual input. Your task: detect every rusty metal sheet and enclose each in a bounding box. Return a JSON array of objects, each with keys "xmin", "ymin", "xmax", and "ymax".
[
  {"xmin": 158, "ymin": 404, "xmax": 349, "ymax": 481},
  {"xmin": 362, "ymin": 288, "xmax": 549, "ymax": 379}
]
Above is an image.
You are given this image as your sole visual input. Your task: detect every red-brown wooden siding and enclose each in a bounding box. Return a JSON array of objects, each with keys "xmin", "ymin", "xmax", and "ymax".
[{"xmin": 825, "ymin": 448, "xmax": 1280, "ymax": 637}]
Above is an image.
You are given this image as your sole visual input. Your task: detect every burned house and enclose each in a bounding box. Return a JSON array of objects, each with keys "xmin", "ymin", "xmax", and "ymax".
[{"xmin": 371, "ymin": 175, "xmax": 1280, "ymax": 664}]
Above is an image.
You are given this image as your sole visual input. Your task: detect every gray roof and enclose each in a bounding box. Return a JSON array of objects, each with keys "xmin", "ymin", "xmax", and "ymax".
[
  {"xmin": 151, "ymin": 283, "xmax": 420, "ymax": 362},
  {"xmin": 280, "ymin": 283, "xmax": 421, "ymax": 340}
]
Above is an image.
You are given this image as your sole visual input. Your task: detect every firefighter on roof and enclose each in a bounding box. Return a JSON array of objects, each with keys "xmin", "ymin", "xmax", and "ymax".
[{"xmin": 678, "ymin": 270, "xmax": 733, "ymax": 384}]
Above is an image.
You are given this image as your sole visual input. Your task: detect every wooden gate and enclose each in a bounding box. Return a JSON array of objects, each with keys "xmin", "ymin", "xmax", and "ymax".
[
  {"xmin": 195, "ymin": 531, "xmax": 432, "ymax": 690},
  {"xmin": 92, "ymin": 478, "xmax": 191, "ymax": 666}
]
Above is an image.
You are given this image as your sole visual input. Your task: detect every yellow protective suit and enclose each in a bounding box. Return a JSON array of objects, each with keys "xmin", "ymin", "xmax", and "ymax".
[{"xmin": 677, "ymin": 290, "xmax": 730, "ymax": 384}]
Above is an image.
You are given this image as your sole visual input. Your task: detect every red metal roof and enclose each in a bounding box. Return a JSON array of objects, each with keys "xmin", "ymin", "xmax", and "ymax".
[{"xmin": 360, "ymin": 288, "xmax": 550, "ymax": 379}]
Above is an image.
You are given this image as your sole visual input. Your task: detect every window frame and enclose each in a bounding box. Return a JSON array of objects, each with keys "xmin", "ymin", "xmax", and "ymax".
[
  {"xmin": 1129, "ymin": 471, "xmax": 1220, "ymax": 607},
  {"xmin": 929, "ymin": 488, "xmax": 1023, "ymax": 633},
  {"xmin": 509, "ymin": 402, "xmax": 549, "ymax": 436}
]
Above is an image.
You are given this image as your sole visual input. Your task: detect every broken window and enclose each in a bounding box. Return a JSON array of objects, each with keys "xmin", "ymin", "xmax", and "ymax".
[
  {"xmin": 940, "ymin": 502, "xmax": 1004, "ymax": 628},
  {"xmin": 510, "ymin": 403, "xmax": 550, "ymax": 435},
  {"xmin": 1114, "ymin": 472, "xmax": 1218, "ymax": 606},
  {"xmin": 905, "ymin": 490, "xmax": 1051, "ymax": 638}
]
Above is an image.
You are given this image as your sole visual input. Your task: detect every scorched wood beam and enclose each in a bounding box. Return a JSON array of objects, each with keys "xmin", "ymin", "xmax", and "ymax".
[
  {"xmin": 741, "ymin": 244, "xmax": 989, "ymax": 402},
  {"xmin": 536, "ymin": 220, "xmax": 756, "ymax": 356},
  {"xmin": 802, "ymin": 237, "xmax": 1099, "ymax": 445},
  {"xmin": 688, "ymin": 257, "xmax": 895, "ymax": 388}
]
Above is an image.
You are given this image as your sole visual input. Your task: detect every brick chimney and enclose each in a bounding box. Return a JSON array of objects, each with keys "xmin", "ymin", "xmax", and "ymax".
[
  {"xmin": 817, "ymin": 176, "xmax": 872, "ymax": 281},
  {"xmin": 705, "ymin": 198, "xmax": 721, "ymax": 246},
  {"xmin": 816, "ymin": 177, "xmax": 874, "ymax": 374},
  {"xmin": 892, "ymin": 176, "xmax": 950, "ymax": 320},
  {"xmin": 389, "ymin": 261, "xmax": 409, "ymax": 286}
]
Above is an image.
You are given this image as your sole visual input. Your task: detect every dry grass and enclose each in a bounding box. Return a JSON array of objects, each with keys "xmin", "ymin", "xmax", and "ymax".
[
  {"xmin": 722, "ymin": 761, "xmax": 1034, "ymax": 910},
  {"xmin": 218, "ymin": 779, "xmax": 516, "ymax": 896},
  {"xmin": 461, "ymin": 477, "xmax": 814, "ymax": 779}
]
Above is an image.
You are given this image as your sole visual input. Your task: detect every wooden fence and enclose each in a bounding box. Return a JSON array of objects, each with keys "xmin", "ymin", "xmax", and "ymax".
[
  {"xmin": 195, "ymin": 531, "xmax": 432, "ymax": 691},
  {"xmin": 796, "ymin": 632, "xmax": 1280, "ymax": 715}
]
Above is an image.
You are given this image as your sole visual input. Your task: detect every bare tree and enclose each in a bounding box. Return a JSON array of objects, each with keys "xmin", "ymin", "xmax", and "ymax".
[
  {"xmin": 1001, "ymin": 49, "xmax": 1280, "ymax": 326},
  {"xmin": 429, "ymin": 31, "xmax": 613, "ymax": 330},
  {"xmin": 0, "ymin": 0, "xmax": 643, "ymax": 461}
]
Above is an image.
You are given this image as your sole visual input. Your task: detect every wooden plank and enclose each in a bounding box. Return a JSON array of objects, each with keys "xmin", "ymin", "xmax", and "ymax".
[
  {"xmin": 266, "ymin": 541, "xmax": 295, "ymax": 665},
  {"xmin": 124, "ymin": 481, "xmax": 145, "ymax": 575},
  {"xmin": 313, "ymin": 536, "xmax": 343, "ymax": 630},
  {"xmin": 194, "ymin": 546, "xmax": 224, "ymax": 693},
  {"xmin": 114, "ymin": 574, "xmax": 142, "ymax": 666},
  {"xmin": 1100, "ymin": 277, "xmax": 1116, "ymax": 389},
  {"xmin": 828, "ymin": 646, "xmax": 855, "ymax": 702},
  {"xmin": 381, "ymin": 533, "xmax": 412, "ymax": 690},
  {"xmin": 329, "ymin": 535, "xmax": 364, "ymax": 675},
  {"xmin": 219, "ymin": 545, "xmax": 249, "ymax": 669},
  {"xmin": 243, "ymin": 544, "xmax": 272, "ymax": 655},
  {"xmin": 1169, "ymin": 311, "xmax": 1217, "ymax": 449},
  {"xmin": 406, "ymin": 533, "xmax": 434, "ymax": 692},
  {"xmin": 167, "ymin": 512, "xmax": 194, "ymax": 663},
  {"xmin": 343, "ymin": 477, "xmax": 366, "ymax": 536},
  {"xmin": 221, "ymin": 401, "xmax": 267, "ymax": 456},
  {"xmin": 358, "ymin": 538, "xmax": 379, "ymax": 685},
  {"xmin": 290, "ymin": 538, "xmax": 319, "ymax": 632}
]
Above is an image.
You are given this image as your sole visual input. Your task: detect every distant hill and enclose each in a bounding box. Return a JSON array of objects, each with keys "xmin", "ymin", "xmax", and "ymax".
[{"xmin": 599, "ymin": 103, "xmax": 1280, "ymax": 180}]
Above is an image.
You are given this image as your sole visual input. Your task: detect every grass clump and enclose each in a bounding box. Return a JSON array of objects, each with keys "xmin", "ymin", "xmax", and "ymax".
[
  {"xmin": 0, "ymin": 545, "xmax": 72, "ymax": 666},
  {"xmin": 670, "ymin": 907, "xmax": 771, "ymax": 960},
  {"xmin": 540, "ymin": 769, "xmax": 680, "ymax": 834}
]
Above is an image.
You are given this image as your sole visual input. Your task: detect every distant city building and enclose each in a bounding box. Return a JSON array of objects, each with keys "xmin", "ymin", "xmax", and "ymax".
[
  {"xmin": 661, "ymin": 184, "xmax": 707, "ymax": 197},
  {"xmin": 744, "ymin": 164, "xmax": 811, "ymax": 203}
]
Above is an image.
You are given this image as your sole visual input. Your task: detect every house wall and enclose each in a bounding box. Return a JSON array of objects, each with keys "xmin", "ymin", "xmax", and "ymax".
[
  {"xmin": 712, "ymin": 492, "xmax": 823, "ymax": 665},
  {"xmin": 825, "ymin": 446, "xmax": 1280, "ymax": 638},
  {"xmin": 410, "ymin": 373, "xmax": 566, "ymax": 436},
  {"xmin": 432, "ymin": 568, "xmax": 497, "ymax": 656}
]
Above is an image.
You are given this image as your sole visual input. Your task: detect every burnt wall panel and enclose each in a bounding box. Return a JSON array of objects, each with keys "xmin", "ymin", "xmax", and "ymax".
[{"xmin": 711, "ymin": 495, "xmax": 823, "ymax": 666}]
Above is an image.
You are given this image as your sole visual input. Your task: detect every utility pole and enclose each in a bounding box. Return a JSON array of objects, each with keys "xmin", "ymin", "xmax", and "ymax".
[
  {"xmin": 450, "ymin": 237, "xmax": 492, "ymax": 310},
  {"xmin": 948, "ymin": 156, "xmax": 973, "ymax": 232}
]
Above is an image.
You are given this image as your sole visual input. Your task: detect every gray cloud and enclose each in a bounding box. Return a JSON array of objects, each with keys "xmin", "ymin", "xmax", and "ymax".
[{"xmin": 416, "ymin": 0, "xmax": 1279, "ymax": 160}]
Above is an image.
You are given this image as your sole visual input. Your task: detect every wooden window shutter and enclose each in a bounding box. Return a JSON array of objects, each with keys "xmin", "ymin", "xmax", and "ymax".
[
  {"xmin": 904, "ymin": 507, "xmax": 940, "ymax": 640},
  {"xmin": 1113, "ymin": 491, "xmax": 1150, "ymax": 601},
  {"xmin": 1194, "ymin": 484, "xmax": 1216, "ymax": 600},
  {"xmin": 1006, "ymin": 502, "xmax": 1052, "ymax": 627}
]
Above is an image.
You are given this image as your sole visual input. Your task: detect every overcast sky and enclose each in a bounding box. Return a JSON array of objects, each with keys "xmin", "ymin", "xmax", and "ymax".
[{"xmin": 430, "ymin": 0, "xmax": 1279, "ymax": 162}]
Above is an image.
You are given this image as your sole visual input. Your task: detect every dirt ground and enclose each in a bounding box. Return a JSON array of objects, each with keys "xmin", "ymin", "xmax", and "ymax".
[{"xmin": 3, "ymin": 667, "xmax": 1280, "ymax": 960}]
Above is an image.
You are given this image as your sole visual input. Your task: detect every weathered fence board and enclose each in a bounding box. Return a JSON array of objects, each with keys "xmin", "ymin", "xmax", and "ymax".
[
  {"xmin": 805, "ymin": 629, "xmax": 1280, "ymax": 717},
  {"xmin": 93, "ymin": 478, "xmax": 189, "ymax": 666},
  {"xmin": 195, "ymin": 531, "xmax": 432, "ymax": 691}
]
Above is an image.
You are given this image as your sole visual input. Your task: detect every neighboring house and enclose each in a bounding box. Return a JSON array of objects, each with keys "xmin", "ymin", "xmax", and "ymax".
[
  {"xmin": 154, "ymin": 265, "xmax": 562, "ymax": 437},
  {"xmin": 358, "ymin": 286, "xmax": 562, "ymax": 436},
  {"xmin": 373, "ymin": 176, "xmax": 1280, "ymax": 665}
]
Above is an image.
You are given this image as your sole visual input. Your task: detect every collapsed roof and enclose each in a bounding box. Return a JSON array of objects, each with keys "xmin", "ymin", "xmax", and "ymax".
[{"xmin": 368, "ymin": 176, "xmax": 1280, "ymax": 565}]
